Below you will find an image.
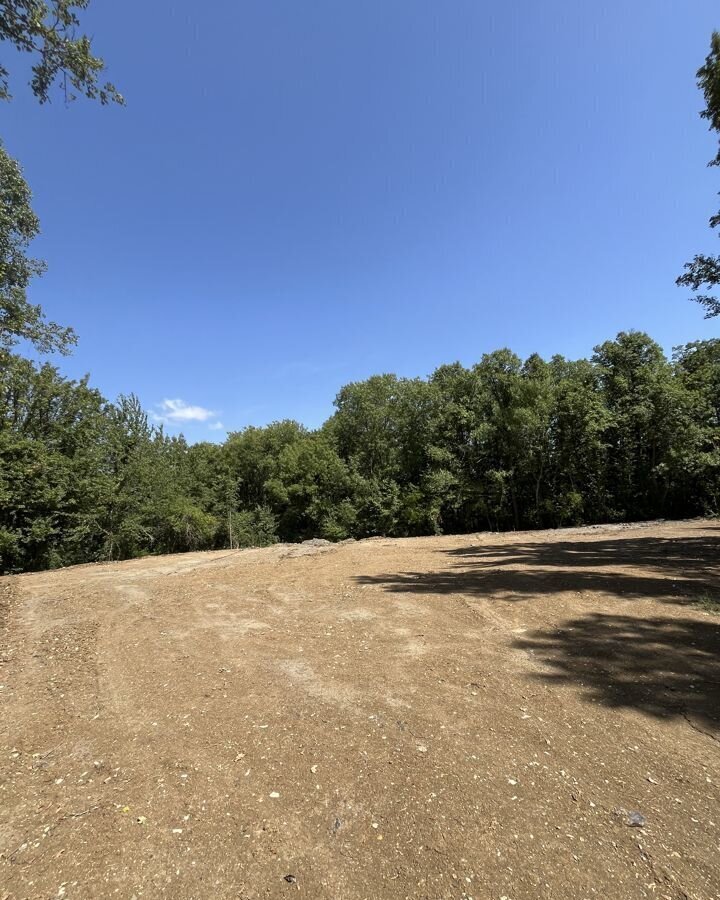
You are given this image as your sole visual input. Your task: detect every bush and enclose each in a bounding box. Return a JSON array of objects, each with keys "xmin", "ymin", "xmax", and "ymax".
[
  {"xmin": 159, "ymin": 501, "xmax": 218, "ymax": 553},
  {"xmin": 230, "ymin": 506, "xmax": 278, "ymax": 548}
]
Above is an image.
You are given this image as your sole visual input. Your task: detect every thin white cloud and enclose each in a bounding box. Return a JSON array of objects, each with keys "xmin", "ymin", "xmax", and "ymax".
[
  {"xmin": 208, "ymin": 420, "xmax": 225, "ymax": 432},
  {"xmin": 154, "ymin": 398, "xmax": 217, "ymax": 424}
]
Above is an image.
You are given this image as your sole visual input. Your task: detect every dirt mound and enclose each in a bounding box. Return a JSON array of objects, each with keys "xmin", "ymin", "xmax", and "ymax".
[{"xmin": 1, "ymin": 520, "xmax": 719, "ymax": 899}]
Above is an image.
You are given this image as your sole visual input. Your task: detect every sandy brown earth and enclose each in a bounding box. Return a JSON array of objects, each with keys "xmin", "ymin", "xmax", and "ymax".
[{"xmin": 1, "ymin": 520, "xmax": 719, "ymax": 900}]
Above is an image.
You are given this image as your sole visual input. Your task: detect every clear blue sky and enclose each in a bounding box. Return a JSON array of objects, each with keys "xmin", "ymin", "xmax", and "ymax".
[{"xmin": 5, "ymin": 0, "xmax": 719, "ymax": 440}]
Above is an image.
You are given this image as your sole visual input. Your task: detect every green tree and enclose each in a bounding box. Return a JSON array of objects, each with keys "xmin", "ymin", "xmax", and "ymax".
[
  {"xmin": 677, "ymin": 32, "xmax": 720, "ymax": 317},
  {"xmin": 0, "ymin": 352, "xmax": 110, "ymax": 570},
  {"xmin": 546, "ymin": 356, "xmax": 610, "ymax": 525},
  {"xmin": 266, "ymin": 432, "xmax": 356, "ymax": 541},
  {"xmin": 0, "ymin": 1, "xmax": 121, "ymax": 354},
  {"xmin": 427, "ymin": 362, "xmax": 484, "ymax": 532},
  {"xmin": 670, "ymin": 339, "xmax": 720, "ymax": 514},
  {"xmin": 326, "ymin": 374, "xmax": 441, "ymax": 535},
  {"xmin": 0, "ymin": 1, "xmax": 122, "ymax": 104},
  {"xmin": 593, "ymin": 332, "xmax": 679, "ymax": 520},
  {"xmin": 0, "ymin": 149, "xmax": 76, "ymax": 353}
]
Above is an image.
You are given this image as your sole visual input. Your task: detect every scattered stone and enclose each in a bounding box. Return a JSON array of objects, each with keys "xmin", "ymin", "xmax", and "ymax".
[
  {"xmin": 284, "ymin": 874, "xmax": 297, "ymax": 884},
  {"xmin": 626, "ymin": 811, "xmax": 646, "ymax": 828},
  {"xmin": 615, "ymin": 808, "xmax": 646, "ymax": 828}
]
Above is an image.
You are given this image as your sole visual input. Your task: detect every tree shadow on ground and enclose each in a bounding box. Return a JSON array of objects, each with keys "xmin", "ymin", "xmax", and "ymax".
[
  {"xmin": 445, "ymin": 532, "xmax": 718, "ymax": 575},
  {"xmin": 355, "ymin": 530, "xmax": 720, "ymax": 605},
  {"xmin": 354, "ymin": 528, "xmax": 720, "ymax": 727},
  {"xmin": 513, "ymin": 613, "xmax": 720, "ymax": 731}
]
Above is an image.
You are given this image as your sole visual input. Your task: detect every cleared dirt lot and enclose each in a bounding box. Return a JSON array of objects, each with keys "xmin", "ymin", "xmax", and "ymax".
[{"xmin": 1, "ymin": 520, "xmax": 719, "ymax": 900}]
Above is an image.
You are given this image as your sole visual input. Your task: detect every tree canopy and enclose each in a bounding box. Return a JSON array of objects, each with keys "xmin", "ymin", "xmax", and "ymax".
[
  {"xmin": 0, "ymin": 144, "xmax": 77, "ymax": 353},
  {"xmin": 0, "ymin": 0, "xmax": 120, "ymax": 354},
  {"xmin": 678, "ymin": 31, "xmax": 720, "ymax": 317},
  {"xmin": 0, "ymin": 0, "xmax": 122, "ymax": 104}
]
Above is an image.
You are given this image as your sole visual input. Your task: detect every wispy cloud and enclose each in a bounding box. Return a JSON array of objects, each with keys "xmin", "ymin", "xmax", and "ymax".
[
  {"xmin": 208, "ymin": 420, "xmax": 225, "ymax": 432},
  {"xmin": 154, "ymin": 398, "xmax": 217, "ymax": 424}
]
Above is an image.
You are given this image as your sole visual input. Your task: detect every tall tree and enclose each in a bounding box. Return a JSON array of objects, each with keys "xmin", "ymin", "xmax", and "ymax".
[
  {"xmin": 677, "ymin": 32, "xmax": 720, "ymax": 317},
  {"xmin": 0, "ymin": 147, "xmax": 75, "ymax": 353},
  {"xmin": 0, "ymin": 0, "xmax": 122, "ymax": 354},
  {"xmin": 593, "ymin": 332, "xmax": 678, "ymax": 520}
]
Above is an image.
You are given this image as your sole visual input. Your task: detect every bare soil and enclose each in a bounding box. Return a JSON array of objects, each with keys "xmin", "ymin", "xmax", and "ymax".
[{"xmin": 1, "ymin": 520, "xmax": 719, "ymax": 900}]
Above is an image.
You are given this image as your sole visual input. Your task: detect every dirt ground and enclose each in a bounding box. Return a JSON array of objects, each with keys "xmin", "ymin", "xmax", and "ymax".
[{"xmin": 1, "ymin": 520, "xmax": 719, "ymax": 900}]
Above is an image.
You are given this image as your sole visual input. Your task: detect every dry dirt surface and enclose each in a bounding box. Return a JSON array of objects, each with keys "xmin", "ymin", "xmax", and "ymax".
[{"xmin": 1, "ymin": 520, "xmax": 719, "ymax": 900}]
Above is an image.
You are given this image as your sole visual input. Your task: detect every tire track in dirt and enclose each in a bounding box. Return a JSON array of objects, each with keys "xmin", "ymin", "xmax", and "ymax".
[{"xmin": 1, "ymin": 521, "xmax": 718, "ymax": 900}]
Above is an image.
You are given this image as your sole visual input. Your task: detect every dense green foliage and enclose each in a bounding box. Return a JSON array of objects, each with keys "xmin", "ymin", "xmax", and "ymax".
[
  {"xmin": 2, "ymin": 331, "xmax": 718, "ymax": 573},
  {"xmin": 678, "ymin": 31, "xmax": 720, "ymax": 317}
]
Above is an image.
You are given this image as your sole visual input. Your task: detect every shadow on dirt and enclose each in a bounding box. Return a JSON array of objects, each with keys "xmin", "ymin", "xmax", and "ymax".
[
  {"xmin": 355, "ymin": 531, "xmax": 720, "ymax": 605},
  {"xmin": 355, "ymin": 528, "xmax": 720, "ymax": 728},
  {"xmin": 514, "ymin": 613, "xmax": 720, "ymax": 731}
]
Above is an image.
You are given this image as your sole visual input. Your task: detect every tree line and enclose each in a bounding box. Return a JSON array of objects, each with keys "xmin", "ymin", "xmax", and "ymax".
[{"xmin": 1, "ymin": 330, "xmax": 718, "ymax": 572}]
